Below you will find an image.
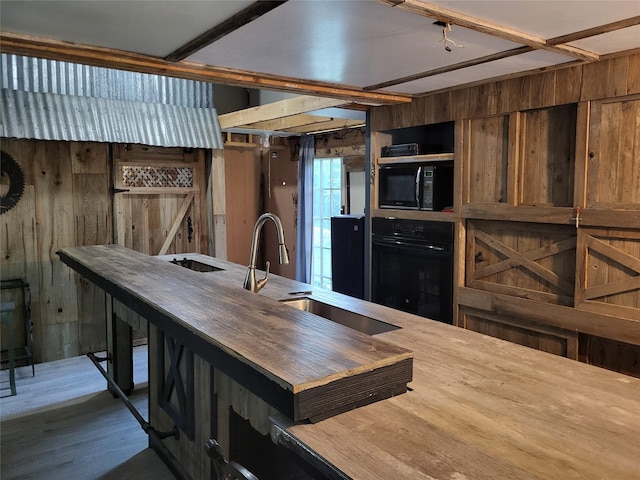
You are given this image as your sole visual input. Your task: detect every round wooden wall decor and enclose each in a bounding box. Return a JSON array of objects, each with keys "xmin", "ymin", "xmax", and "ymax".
[{"xmin": 1, "ymin": 151, "xmax": 25, "ymax": 215}]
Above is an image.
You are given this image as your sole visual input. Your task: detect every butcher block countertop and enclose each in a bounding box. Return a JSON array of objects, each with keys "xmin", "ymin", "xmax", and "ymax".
[
  {"xmin": 57, "ymin": 245, "xmax": 412, "ymax": 422},
  {"xmin": 59, "ymin": 247, "xmax": 640, "ymax": 479}
]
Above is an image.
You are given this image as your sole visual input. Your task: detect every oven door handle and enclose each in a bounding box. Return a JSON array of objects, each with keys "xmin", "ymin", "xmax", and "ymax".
[
  {"xmin": 415, "ymin": 167, "xmax": 421, "ymax": 205},
  {"xmin": 372, "ymin": 238, "xmax": 448, "ymax": 252}
]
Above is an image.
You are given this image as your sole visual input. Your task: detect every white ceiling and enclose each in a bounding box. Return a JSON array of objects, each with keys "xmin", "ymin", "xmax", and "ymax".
[{"xmin": 1, "ymin": 0, "xmax": 639, "ymax": 133}]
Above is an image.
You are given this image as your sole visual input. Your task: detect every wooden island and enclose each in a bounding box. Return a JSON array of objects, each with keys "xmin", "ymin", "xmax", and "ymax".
[{"xmin": 58, "ymin": 245, "xmax": 640, "ymax": 480}]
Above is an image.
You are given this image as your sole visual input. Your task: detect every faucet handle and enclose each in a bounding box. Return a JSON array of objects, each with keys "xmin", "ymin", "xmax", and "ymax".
[{"xmin": 255, "ymin": 261, "xmax": 270, "ymax": 293}]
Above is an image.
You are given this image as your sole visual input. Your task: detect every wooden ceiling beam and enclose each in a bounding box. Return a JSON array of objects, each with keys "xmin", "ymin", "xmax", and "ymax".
[
  {"xmin": 165, "ymin": 1, "xmax": 288, "ymax": 62},
  {"xmin": 290, "ymin": 118, "xmax": 365, "ymax": 134},
  {"xmin": 219, "ymin": 96, "xmax": 351, "ymax": 129},
  {"xmin": 365, "ymin": 46, "xmax": 533, "ymax": 91},
  {"xmin": 547, "ymin": 16, "xmax": 640, "ymax": 46},
  {"xmin": 0, "ymin": 32, "xmax": 412, "ymax": 106},
  {"xmin": 377, "ymin": 0, "xmax": 599, "ymax": 61},
  {"xmin": 244, "ymin": 113, "xmax": 334, "ymax": 131}
]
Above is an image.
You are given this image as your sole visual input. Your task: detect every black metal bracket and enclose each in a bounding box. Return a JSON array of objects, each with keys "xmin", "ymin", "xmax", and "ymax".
[{"xmin": 205, "ymin": 438, "xmax": 258, "ymax": 480}]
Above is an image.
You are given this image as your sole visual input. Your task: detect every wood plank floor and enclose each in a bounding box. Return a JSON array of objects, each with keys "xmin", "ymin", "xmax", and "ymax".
[{"xmin": 0, "ymin": 346, "xmax": 175, "ymax": 479}]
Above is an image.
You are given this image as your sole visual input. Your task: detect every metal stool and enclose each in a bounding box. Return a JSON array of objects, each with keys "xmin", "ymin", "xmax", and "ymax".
[
  {"xmin": 205, "ymin": 438, "xmax": 259, "ymax": 480},
  {"xmin": 1, "ymin": 302, "xmax": 17, "ymax": 396},
  {"xmin": 1, "ymin": 279, "xmax": 35, "ymax": 377}
]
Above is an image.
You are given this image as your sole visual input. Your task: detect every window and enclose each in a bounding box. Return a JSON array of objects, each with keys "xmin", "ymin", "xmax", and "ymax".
[{"xmin": 311, "ymin": 157, "xmax": 342, "ymax": 289}]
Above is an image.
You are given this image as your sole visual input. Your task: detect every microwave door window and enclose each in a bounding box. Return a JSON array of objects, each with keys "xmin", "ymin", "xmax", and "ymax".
[
  {"xmin": 388, "ymin": 176, "xmax": 415, "ymax": 202},
  {"xmin": 380, "ymin": 167, "xmax": 420, "ymax": 209}
]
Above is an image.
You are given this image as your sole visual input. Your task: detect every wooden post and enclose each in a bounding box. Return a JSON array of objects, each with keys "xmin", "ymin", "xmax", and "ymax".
[{"xmin": 106, "ymin": 293, "xmax": 134, "ymax": 395}]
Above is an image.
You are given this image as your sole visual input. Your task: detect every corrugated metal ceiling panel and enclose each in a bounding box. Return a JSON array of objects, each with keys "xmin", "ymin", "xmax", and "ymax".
[
  {"xmin": 1, "ymin": 89, "xmax": 223, "ymax": 149},
  {"xmin": 1, "ymin": 53, "xmax": 214, "ymax": 108}
]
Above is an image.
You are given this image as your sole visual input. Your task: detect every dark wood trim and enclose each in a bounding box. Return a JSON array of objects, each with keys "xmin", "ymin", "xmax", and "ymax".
[
  {"xmin": 547, "ymin": 16, "xmax": 640, "ymax": 46},
  {"xmin": 165, "ymin": 1, "xmax": 289, "ymax": 62},
  {"xmin": 364, "ymin": 46, "xmax": 533, "ymax": 91},
  {"xmin": 375, "ymin": 0, "xmax": 598, "ymax": 61},
  {"xmin": 0, "ymin": 32, "xmax": 411, "ymax": 105},
  {"xmin": 158, "ymin": 331, "xmax": 195, "ymax": 441}
]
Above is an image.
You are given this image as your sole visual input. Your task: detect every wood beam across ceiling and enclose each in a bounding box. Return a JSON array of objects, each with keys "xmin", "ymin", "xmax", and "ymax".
[
  {"xmin": 290, "ymin": 118, "xmax": 365, "ymax": 134},
  {"xmin": 244, "ymin": 113, "xmax": 334, "ymax": 131},
  {"xmin": 0, "ymin": 32, "xmax": 412, "ymax": 106},
  {"xmin": 377, "ymin": 0, "xmax": 600, "ymax": 61},
  {"xmin": 218, "ymin": 95, "xmax": 352, "ymax": 129},
  {"xmin": 165, "ymin": 1, "xmax": 288, "ymax": 62},
  {"xmin": 365, "ymin": 45, "xmax": 533, "ymax": 91},
  {"xmin": 546, "ymin": 16, "xmax": 640, "ymax": 46}
]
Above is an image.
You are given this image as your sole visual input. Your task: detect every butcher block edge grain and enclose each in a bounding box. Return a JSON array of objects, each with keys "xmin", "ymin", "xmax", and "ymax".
[{"xmin": 57, "ymin": 244, "xmax": 413, "ymax": 422}]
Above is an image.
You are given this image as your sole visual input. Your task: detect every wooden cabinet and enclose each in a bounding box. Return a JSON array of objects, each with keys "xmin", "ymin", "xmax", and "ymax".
[
  {"xmin": 585, "ymin": 95, "xmax": 640, "ymax": 209},
  {"xmin": 368, "ymin": 54, "xmax": 640, "ymax": 375}
]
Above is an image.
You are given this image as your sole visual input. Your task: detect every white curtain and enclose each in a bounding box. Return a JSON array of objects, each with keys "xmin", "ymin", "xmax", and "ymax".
[{"xmin": 295, "ymin": 135, "xmax": 314, "ymax": 283}]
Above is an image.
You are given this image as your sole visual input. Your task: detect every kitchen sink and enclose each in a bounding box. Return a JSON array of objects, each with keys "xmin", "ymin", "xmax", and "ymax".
[
  {"xmin": 281, "ymin": 297, "xmax": 400, "ymax": 335},
  {"xmin": 169, "ymin": 257, "xmax": 224, "ymax": 272}
]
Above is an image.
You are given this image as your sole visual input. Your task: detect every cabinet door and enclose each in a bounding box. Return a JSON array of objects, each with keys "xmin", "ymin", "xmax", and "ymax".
[
  {"xmin": 586, "ymin": 96, "xmax": 640, "ymax": 209},
  {"xmin": 575, "ymin": 227, "xmax": 640, "ymax": 322}
]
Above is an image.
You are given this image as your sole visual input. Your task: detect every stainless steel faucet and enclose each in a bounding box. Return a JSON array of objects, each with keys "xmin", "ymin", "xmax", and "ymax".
[{"xmin": 243, "ymin": 213, "xmax": 290, "ymax": 293}]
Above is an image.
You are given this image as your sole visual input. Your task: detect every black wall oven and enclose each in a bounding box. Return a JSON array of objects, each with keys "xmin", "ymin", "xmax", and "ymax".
[{"xmin": 371, "ymin": 217, "xmax": 454, "ymax": 324}]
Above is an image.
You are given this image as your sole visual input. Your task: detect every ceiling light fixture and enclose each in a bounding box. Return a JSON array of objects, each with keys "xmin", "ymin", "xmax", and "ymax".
[{"xmin": 439, "ymin": 22, "xmax": 465, "ymax": 52}]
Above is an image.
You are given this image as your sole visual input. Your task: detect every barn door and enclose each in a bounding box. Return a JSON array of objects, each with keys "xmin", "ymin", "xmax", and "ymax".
[
  {"xmin": 112, "ymin": 144, "xmax": 206, "ymax": 256},
  {"xmin": 575, "ymin": 227, "xmax": 640, "ymax": 322}
]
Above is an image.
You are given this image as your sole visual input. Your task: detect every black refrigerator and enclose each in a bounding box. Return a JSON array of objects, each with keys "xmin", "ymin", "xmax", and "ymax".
[{"xmin": 331, "ymin": 215, "xmax": 365, "ymax": 299}]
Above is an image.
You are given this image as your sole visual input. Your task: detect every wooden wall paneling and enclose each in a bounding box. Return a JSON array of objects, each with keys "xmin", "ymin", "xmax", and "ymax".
[
  {"xmin": 518, "ymin": 105, "xmax": 576, "ymax": 207},
  {"xmin": 466, "ymin": 115, "xmax": 509, "ymax": 205},
  {"xmin": 0, "ymin": 190, "xmax": 39, "ymax": 359},
  {"xmin": 576, "ymin": 228, "xmax": 640, "ymax": 322},
  {"xmin": 460, "ymin": 119, "xmax": 472, "ymax": 206},
  {"xmin": 628, "ymin": 53, "xmax": 640, "ymax": 94},
  {"xmin": 462, "ymin": 307, "xmax": 578, "ymax": 359},
  {"xmin": 531, "ymin": 70, "xmax": 557, "ymax": 109},
  {"xmin": 506, "ymin": 111, "xmax": 520, "ymax": 206},
  {"xmin": 410, "ymin": 96, "xmax": 426, "ymax": 126},
  {"xmin": 467, "ymin": 84, "xmax": 488, "ymax": 119},
  {"xmin": 371, "ymin": 132, "xmax": 392, "ymax": 211},
  {"xmin": 554, "ymin": 66, "xmax": 583, "ymax": 106},
  {"xmin": 71, "ymin": 142, "xmax": 111, "ymax": 354},
  {"xmin": 579, "ymin": 334, "xmax": 640, "ymax": 378},
  {"xmin": 261, "ymin": 146, "xmax": 297, "ymax": 279},
  {"xmin": 467, "ymin": 220, "xmax": 576, "ymax": 306},
  {"xmin": 573, "ymin": 101, "xmax": 590, "ymax": 209},
  {"xmin": 458, "ymin": 286, "xmax": 640, "ymax": 346},
  {"xmin": 587, "ymin": 95, "xmax": 640, "ymax": 208},
  {"xmin": 581, "ymin": 56, "xmax": 630, "ymax": 101},
  {"xmin": 1, "ymin": 139, "xmax": 41, "ymax": 360},
  {"xmin": 449, "ymin": 87, "xmax": 470, "ymax": 121},
  {"xmin": 508, "ymin": 76, "xmax": 532, "ymax": 113},
  {"xmin": 210, "ymin": 149, "xmax": 227, "ymax": 258},
  {"xmin": 33, "ymin": 141, "xmax": 81, "ymax": 360},
  {"xmin": 224, "ymin": 148, "xmax": 260, "ymax": 265},
  {"xmin": 158, "ymin": 193, "xmax": 195, "ymax": 256},
  {"xmin": 394, "ymin": 101, "xmax": 413, "ymax": 129}
]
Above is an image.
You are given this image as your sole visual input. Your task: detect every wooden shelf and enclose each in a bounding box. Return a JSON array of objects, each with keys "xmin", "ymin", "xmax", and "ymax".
[{"xmin": 377, "ymin": 152, "xmax": 454, "ymax": 165}]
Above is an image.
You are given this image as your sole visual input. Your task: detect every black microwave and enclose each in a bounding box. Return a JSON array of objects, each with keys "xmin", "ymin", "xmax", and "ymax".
[{"xmin": 378, "ymin": 162, "xmax": 453, "ymax": 211}]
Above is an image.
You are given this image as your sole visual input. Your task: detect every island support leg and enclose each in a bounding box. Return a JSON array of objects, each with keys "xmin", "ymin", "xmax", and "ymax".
[{"xmin": 105, "ymin": 293, "xmax": 134, "ymax": 395}]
